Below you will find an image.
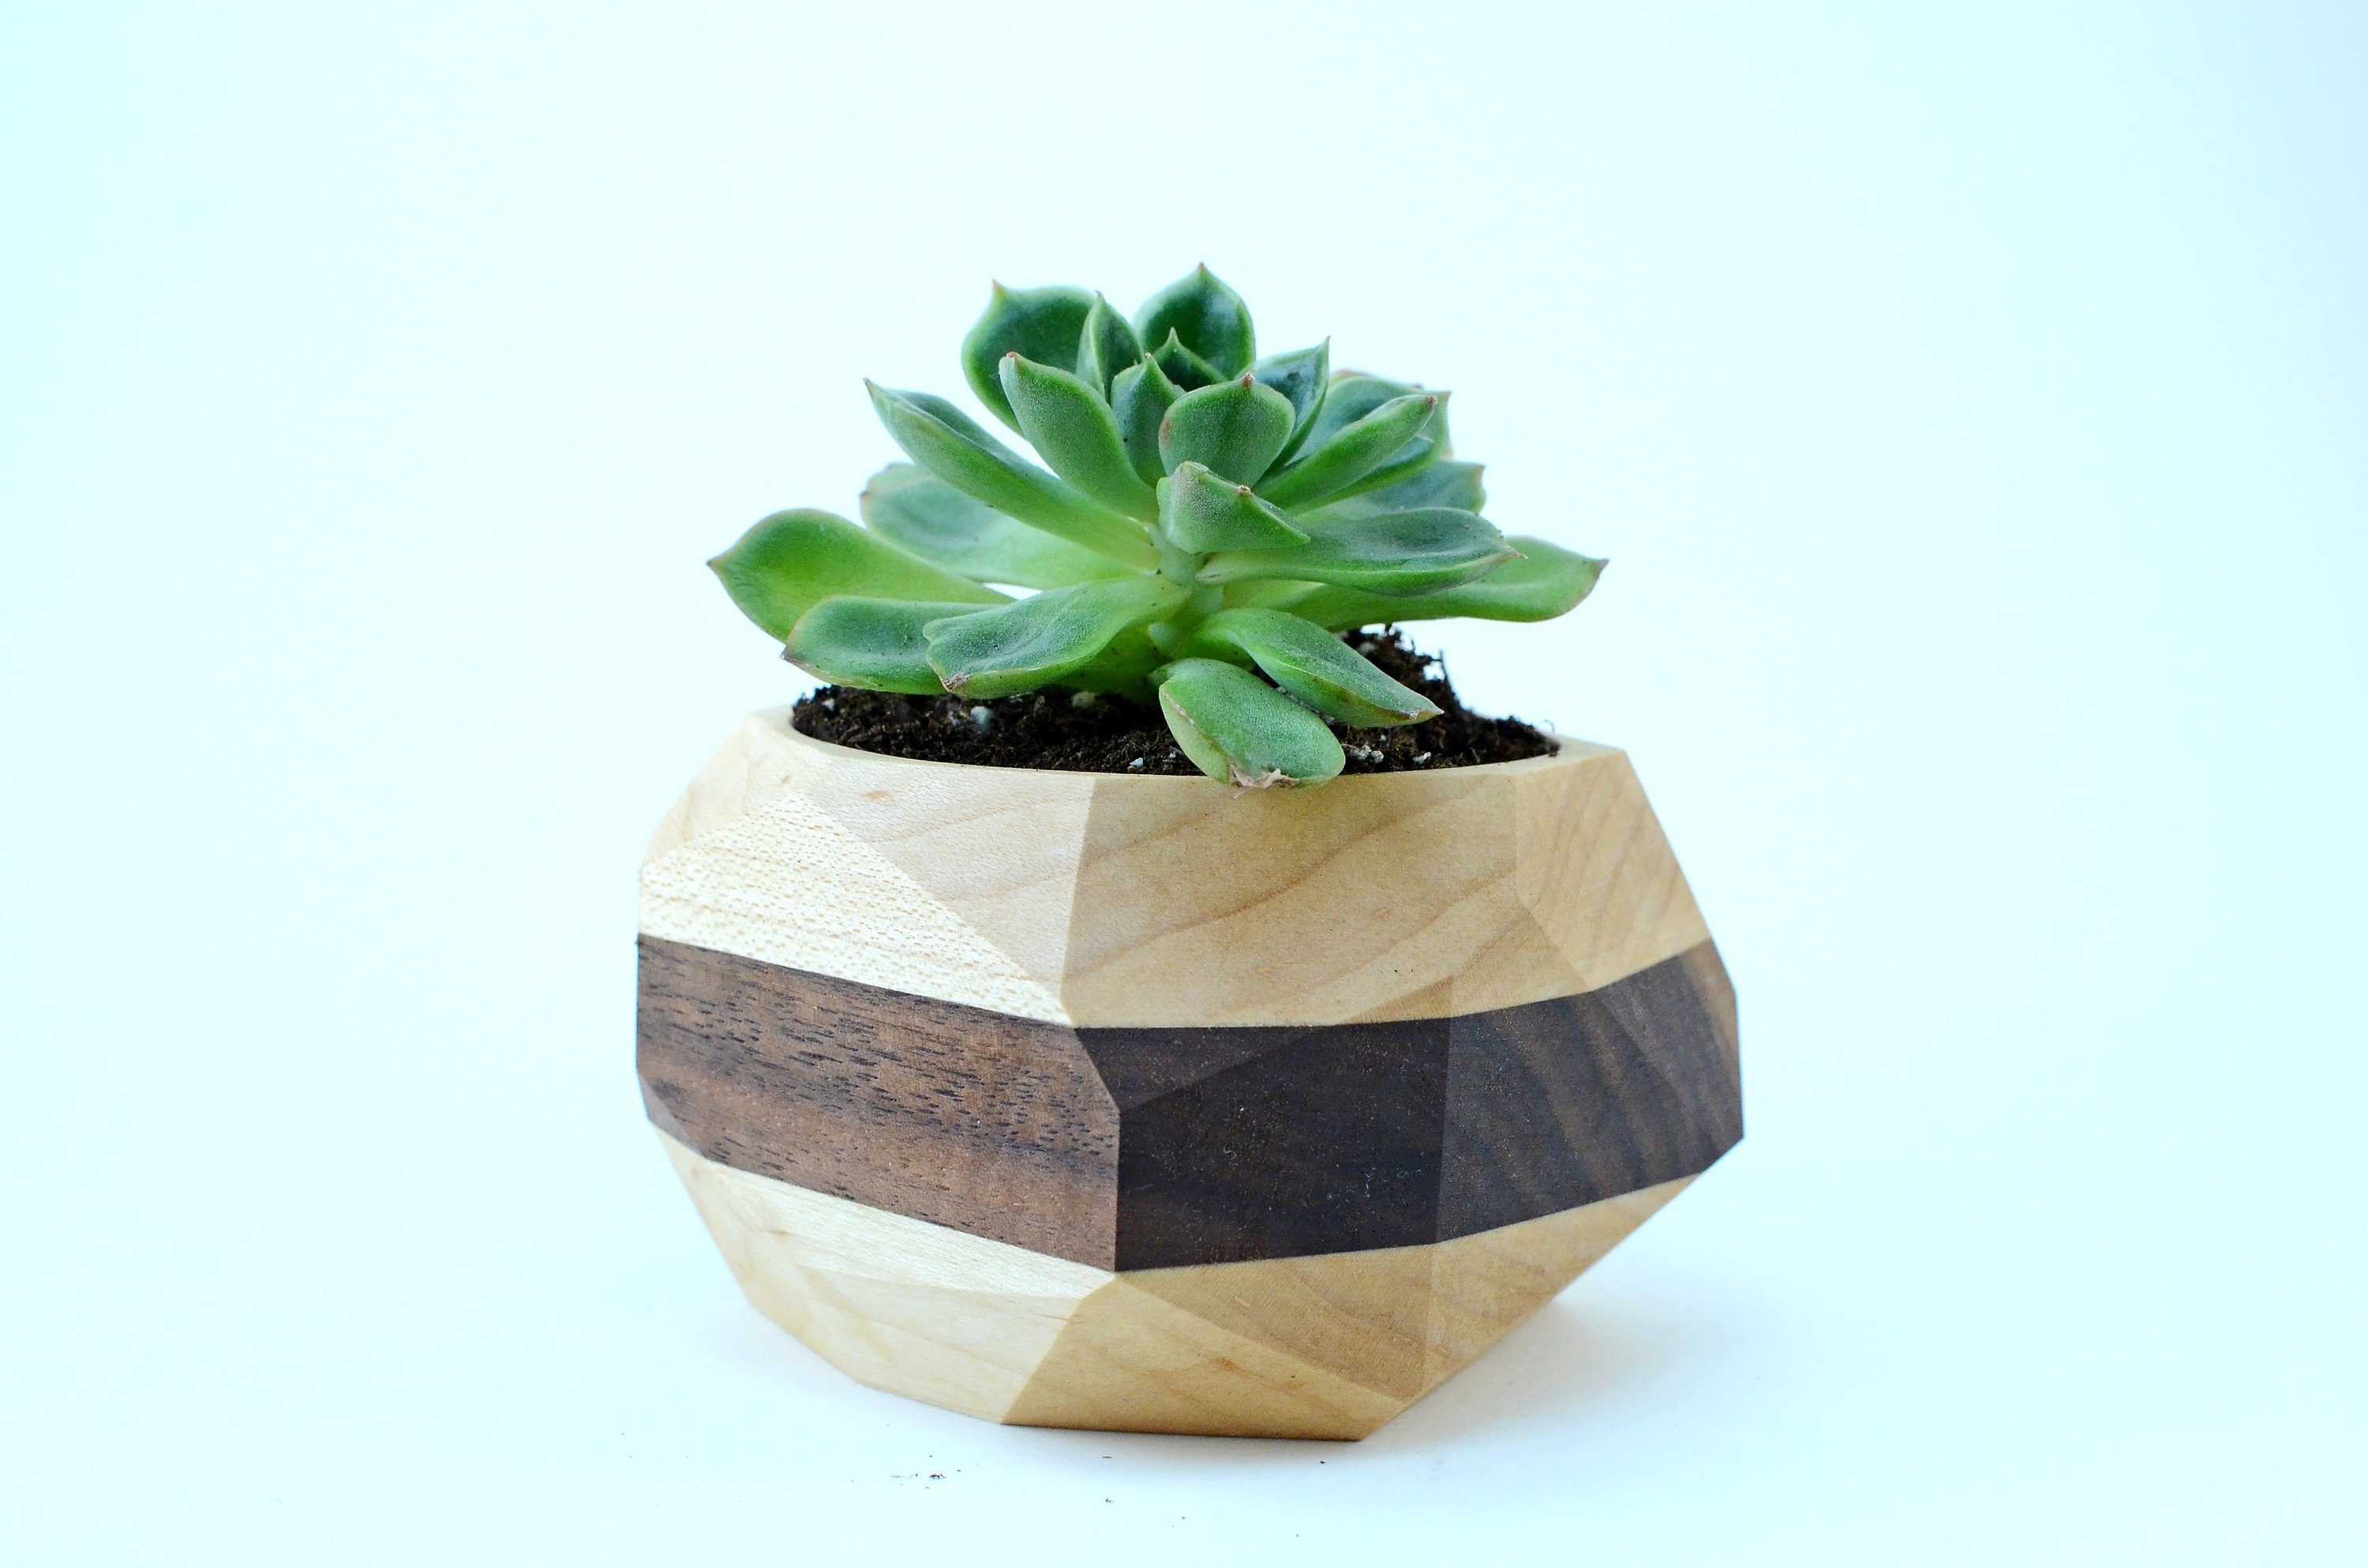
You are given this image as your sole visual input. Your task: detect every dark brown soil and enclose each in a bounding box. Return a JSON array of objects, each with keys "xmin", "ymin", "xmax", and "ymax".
[{"xmin": 790, "ymin": 628, "xmax": 1556, "ymax": 777}]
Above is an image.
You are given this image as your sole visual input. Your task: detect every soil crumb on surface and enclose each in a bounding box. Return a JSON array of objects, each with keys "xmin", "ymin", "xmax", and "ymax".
[{"xmin": 790, "ymin": 629, "xmax": 1557, "ymax": 777}]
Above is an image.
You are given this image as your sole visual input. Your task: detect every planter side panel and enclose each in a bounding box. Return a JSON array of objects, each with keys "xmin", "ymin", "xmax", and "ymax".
[
  {"xmin": 639, "ymin": 937, "xmax": 1121, "ymax": 1267},
  {"xmin": 1054, "ymin": 744, "xmax": 1708, "ymax": 1027}
]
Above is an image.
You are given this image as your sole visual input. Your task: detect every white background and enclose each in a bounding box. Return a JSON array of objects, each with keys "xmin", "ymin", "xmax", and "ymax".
[{"xmin": 4, "ymin": 3, "xmax": 2363, "ymax": 1562}]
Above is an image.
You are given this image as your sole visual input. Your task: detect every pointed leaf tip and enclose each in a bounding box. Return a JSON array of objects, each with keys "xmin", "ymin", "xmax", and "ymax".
[
  {"xmin": 1158, "ymin": 461, "xmax": 1306, "ymax": 551},
  {"xmin": 1111, "ymin": 350, "xmax": 1185, "ymax": 486},
  {"xmin": 1257, "ymin": 391, "xmax": 1444, "ymax": 509},
  {"xmin": 1148, "ymin": 327, "xmax": 1222, "ymax": 391},
  {"xmin": 1075, "ymin": 292, "xmax": 1145, "ymax": 396},
  {"xmin": 1135, "ymin": 268, "xmax": 1255, "ymax": 379},
  {"xmin": 1157, "ymin": 376, "xmax": 1296, "ymax": 484},
  {"xmin": 961, "ymin": 283, "xmax": 1093, "ymax": 430}
]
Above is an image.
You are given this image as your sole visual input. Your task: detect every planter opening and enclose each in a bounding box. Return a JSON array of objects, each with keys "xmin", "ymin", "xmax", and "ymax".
[{"xmin": 791, "ymin": 627, "xmax": 1556, "ymax": 777}]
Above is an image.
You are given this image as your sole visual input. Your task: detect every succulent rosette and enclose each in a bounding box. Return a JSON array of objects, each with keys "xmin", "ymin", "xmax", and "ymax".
[{"xmin": 713, "ymin": 266, "xmax": 1604, "ymax": 785}]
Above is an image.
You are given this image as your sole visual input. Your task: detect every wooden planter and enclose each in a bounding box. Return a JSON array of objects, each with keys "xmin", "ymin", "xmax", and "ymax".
[{"xmin": 637, "ymin": 709, "xmax": 1740, "ymax": 1439}]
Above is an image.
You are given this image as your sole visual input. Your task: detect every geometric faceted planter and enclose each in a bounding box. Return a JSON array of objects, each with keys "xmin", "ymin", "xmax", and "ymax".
[{"xmin": 639, "ymin": 709, "xmax": 1740, "ymax": 1439}]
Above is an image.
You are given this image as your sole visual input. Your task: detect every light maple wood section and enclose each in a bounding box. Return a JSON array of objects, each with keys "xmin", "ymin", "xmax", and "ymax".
[
  {"xmin": 642, "ymin": 713, "xmax": 1089, "ymax": 1022},
  {"xmin": 662, "ymin": 1131, "xmax": 1102, "ymax": 1419},
  {"xmin": 1056, "ymin": 750, "xmax": 1703, "ymax": 1024},
  {"xmin": 1011, "ymin": 1178, "xmax": 1688, "ymax": 1438},
  {"xmin": 641, "ymin": 711, "xmax": 1707, "ymax": 1027},
  {"xmin": 1514, "ymin": 747, "xmax": 1713, "ymax": 999},
  {"xmin": 662, "ymin": 1129, "xmax": 1688, "ymax": 1439}
]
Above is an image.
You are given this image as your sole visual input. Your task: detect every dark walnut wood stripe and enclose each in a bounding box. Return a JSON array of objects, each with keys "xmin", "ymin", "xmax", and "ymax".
[
  {"xmin": 638, "ymin": 935, "xmax": 1121, "ymax": 1267},
  {"xmin": 1435, "ymin": 945, "xmax": 1743, "ymax": 1241},
  {"xmin": 638, "ymin": 937, "xmax": 1741, "ymax": 1270},
  {"xmin": 1097, "ymin": 945, "xmax": 1742, "ymax": 1267}
]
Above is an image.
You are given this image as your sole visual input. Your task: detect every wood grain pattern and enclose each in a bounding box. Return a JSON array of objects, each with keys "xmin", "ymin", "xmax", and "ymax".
[
  {"xmin": 639, "ymin": 747, "xmax": 1077, "ymax": 1023},
  {"xmin": 1680, "ymin": 939, "xmax": 1742, "ymax": 1089},
  {"xmin": 1057, "ymin": 735, "xmax": 1707, "ymax": 1026},
  {"xmin": 661, "ymin": 1128, "xmax": 1688, "ymax": 1440},
  {"xmin": 639, "ymin": 711, "xmax": 1707, "ymax": 1028},
  {"xmin": 1091, "ymin": 943, "xmax": 1739, "ymax": 1267},
  {"xmin": 639, "ymin": 934, "xmax": 1119, "ymax": 1267},
  {"xmin": 662, "ymin": 1132, "xmax": 1103, "ymax": 1422},
  {"xmin": 643, "ymin": 706, "xmax": 1740, "ymax": 1435},
  {"xmin": 641, "ymin": 937, "xmax": 1740, "ymax": 1269},
  {"xmin": 1438, "ymin": 942, "xmax": 1744, "ymax": 1238},
  {"xmin": 1026, "ymin": 1177, "xmax": 1691, "ymax": 1436},
  {"xmin": 1098, "ymin": 1016, "xmax": 1450, "ymax": 1269}
]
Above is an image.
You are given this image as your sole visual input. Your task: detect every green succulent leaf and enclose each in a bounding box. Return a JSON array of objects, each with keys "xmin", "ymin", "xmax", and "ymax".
[
  {"xmin": 1200, "ymin": 508, "xmax": 1517, "ymax": 594},
  {"xmin": 1075, "ymin": 293, "xmax": 1143, "ymax": 395},
  {"xmin": 1183, "ymin": 608, "xmax": 1441, "ymax": 727},
  {"xmin": 1133, "ymin": 265, "xmax": 1256, "ymax": 378},
  {"xmin": 1257, "ymin": 392, "xmax": 1443, "ymax": 509},
  {"xmin": 1153, "ymin": 658, "xmax": 1344, "ymax": 787},
  {"xmin": 1302, "ymin": 373, "xmax": 1453, "ymax": 453},
  {"xmin": 960, "ymin": 283, "xmax": 1094, "ymax": 431},
  {"xmin": 783, "ymin": 596, "xmax": 984, "ymax": 694},
  {"xmin": 1322, "ymin": 432, "xmax": 1444, "ymax": 505},
  {"xmin": 867, "ymin": 383, "xmax": 1157, "ymax": 569},
  {"xmin": 709, "ymin": 507, "xmax": 1006, "ymax": 640},
  {"xmin": 1301, "ymin": 458, "xmax": 1486, "ymax": 519},
  {"xmin": 858, "ymin": 463, "xmax": 1130, "ymax": 589},
  {"xmin": 1158, "ymin": 376, "xmax": 1297, "ymax": 483},
  {"xmin": 1158, "ymin": 462, "xmax": 1309, "ymax": 552},
  {"xmin": 924, "ymin": 575, "xmax": 1189, "ymax": 698},
  {"xmin": 1148, "ymin": 327, "xmax": 1223, "ymax": 391},
  {"xmin": 999, "ymin": 354, "xmax": 1160, "ymax": 521},
  {"xmin": 1277, "ymin": 537, "xmax": 1607, "ymax": 628},
  {"xmin": 1110, "ymin": 354, "xmax": 1183, "ymax": 487},
  {"xmin": 1251, "ymin": 341, "xmax": 1331, "ymax": 467}
]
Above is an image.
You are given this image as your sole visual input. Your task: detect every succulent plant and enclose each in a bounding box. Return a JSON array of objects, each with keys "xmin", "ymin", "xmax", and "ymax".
[{"xmin": 711, "ymin": 266, "xmax": 1605, "ymax": 786}]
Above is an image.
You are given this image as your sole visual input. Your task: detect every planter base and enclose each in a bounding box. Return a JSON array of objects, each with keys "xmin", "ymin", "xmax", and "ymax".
[{"xmin": 663, "ymin": 1129, "xmax": 1689, "ymax": 1440}]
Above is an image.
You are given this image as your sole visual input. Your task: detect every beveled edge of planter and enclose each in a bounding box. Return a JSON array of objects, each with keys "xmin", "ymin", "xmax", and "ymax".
[{"xmin": 639, "ymin": 707, "xmax": 1712, "ymax": 1028}]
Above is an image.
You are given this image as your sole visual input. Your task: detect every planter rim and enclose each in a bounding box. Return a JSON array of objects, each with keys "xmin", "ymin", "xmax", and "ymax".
[{"xmin": 755, "ymin": 704, "xmax": 1604, "ymax": 787}]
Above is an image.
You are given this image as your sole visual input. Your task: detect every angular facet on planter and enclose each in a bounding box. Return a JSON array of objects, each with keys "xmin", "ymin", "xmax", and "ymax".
[
  {"xmin": 640, "ymin": 712, "xmax": 1711, "ymax": 1027},
  {"xmin": 639, "ymin": 712, "xmax": 1740, "ymax": 1437},
  {"xmin": 664, "ymin": 1131, "xmax": 1692, "ymax": 1440}
]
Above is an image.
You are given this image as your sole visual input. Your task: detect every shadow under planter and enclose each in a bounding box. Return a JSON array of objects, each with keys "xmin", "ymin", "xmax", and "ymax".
[{"xmin": 637, "ymin": 711, "xmax": 1742, "ymax": 1439}]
